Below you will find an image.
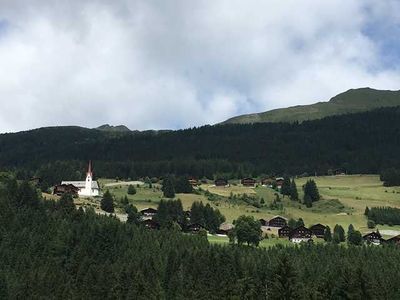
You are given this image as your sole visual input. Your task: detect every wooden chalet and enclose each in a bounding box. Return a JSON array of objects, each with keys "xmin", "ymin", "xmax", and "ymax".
[
  {"xmin": 278, "ymin": 225, "xmax": 291, "ymax": 238},
  {"xmin": 258, "ymin": 219, "xmax": 267, "ymax": 226},
  {"xmin": 261, "ymin": 178, "xmax": 274, "ymax": 186},
  {"xmin": 141, "ymin": 219, "xmax": 160, "ymax": 230},
  {"xmin": 386, "ymin": 235, "xmax": 400, "ymax": 245},
  {"xmin": 187, "ymin": 223, "xmax": 205, "ymax": 234},
  {"xmin": 268, "ymin": 216, "xmax": 287, "ymax": 228},
  {"xmin": 309, "ymin": 224, "xmax": 327, "ymax": 238},
  {"xmin": 275, "ymin": 177, "xmax": 284, "ymax": 188},
  {"xmin": 241, "ymin": 178, "xmax": 256, "ymax": 187},
  {"xmin": 53, "ymin": 184, "xmax": 80, "ymax": 197},
  {"xmin": 214, "ymin": 178, "xmax": 228, "ymax": 187},
  {"xmin": 289, "ymin": 226, "xmax": 313, "ymax": 243},
  {"xmin": 188, "ymin": 179, "xmax": 200, "ymax": 186},
  {"xmin": 363, "ymin": 231, "xmax": 383, "ymax": 245},
  {"xmin": 140, "ymin": 208, "xmax": 158, "ymax": 219}
]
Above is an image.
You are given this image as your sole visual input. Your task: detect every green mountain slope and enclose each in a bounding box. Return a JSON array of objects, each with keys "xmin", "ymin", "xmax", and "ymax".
[
  {"xmin": 222, "ymin": 88, "xmax": 400, "ymax": 124},
  {"xmin": 96, "ymin": 124, "xmax": 131, "ymax": 132}
]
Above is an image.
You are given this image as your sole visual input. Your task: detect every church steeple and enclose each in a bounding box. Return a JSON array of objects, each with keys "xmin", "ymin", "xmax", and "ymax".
[
  {"xmin": 87, "ymin": 160, "xmax": 93, "ymax": 177},
  {"xmin": 85, "ymin": 161, "xmax": 93, "ymax": 196}
]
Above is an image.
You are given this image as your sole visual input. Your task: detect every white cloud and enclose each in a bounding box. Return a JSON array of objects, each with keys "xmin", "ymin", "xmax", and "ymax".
[{"xmin": 0, "ymin": 0, "xmax": 399, "ymax": 132}]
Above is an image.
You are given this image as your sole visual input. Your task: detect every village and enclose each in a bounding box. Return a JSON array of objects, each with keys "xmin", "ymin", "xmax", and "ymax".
[{"xmin": 50, "ymin": 162, "xmax": 400, "ymax": 247}]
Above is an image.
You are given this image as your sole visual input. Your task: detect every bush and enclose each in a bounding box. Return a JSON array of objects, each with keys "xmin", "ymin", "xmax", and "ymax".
[
  {"xmin": 367, "ymin": 220, "xmax": 376, "ymax": 229},
  {"xmin": 127, "ymin": 184, "xmax": 137, "ymax": 195}
]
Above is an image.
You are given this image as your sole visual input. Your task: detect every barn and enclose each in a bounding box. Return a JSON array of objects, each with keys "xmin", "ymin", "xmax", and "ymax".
[
  {"xmin": 53, "ymin": 184, "xmax": 80, "ymax": 197},
  {"xmin": 278, "ymin": 225, "xmax": 291, "ymax": 238},
  {"xmin": 289, "ymin": 226, "xmax": 313, "ymax": 243},
  {"xmin": 268, "ymin": 216, "xmax": 287, "ymax": 228},
  {"xmin": 140, "ymin": 208, "xmax": 158, "ymax": 220},
  {"xmin": 214, "ymin": 178, "xmax": 228, "ymax": 187},
  {"xmin": 309, "ymin": 224, "xmax": 327, "ymax": 238},
  {"xmin": 241, "ymin": 178, "xmax": 256, "ymax": 187},
  {"xmin": 363, "ymin": 232, "xmax": 383, "ymax": 245}
]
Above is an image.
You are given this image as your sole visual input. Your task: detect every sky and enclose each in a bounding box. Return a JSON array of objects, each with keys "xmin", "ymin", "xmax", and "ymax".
[{"xmin": 0, "ymin": 0, "xmax": 399, "ymax": 132}]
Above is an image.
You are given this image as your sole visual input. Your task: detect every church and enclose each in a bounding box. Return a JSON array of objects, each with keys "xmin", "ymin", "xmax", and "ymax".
[{"xmin": 62, "ymin": 161, "xmax": 100, "ymax": 197}]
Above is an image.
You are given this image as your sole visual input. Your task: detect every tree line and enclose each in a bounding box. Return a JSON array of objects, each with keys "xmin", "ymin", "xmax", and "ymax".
[
  {"xmin": 366, "ymin": 206, "xmax": 400, "ymax": 226},
  {"xmin": 1, "ymin": 107, "xmax": 400, "ymax": 188}
]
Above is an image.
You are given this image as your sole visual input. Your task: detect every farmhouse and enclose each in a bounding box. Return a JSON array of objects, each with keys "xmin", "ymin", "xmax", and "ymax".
[
  {"xmin": 386, "ymin": 235, "xmax": 400, "ymax": 245},
  {"xmin": 275, "ymin": 177, "xmax": 284, "ymax": 188},
  {"xmin": 214, "ymin": 178, "xmax": 228, "ymax": 187},
  {"xmin": 268, "ymin": 216, "xmax": 287, "ymax": 228},
  {"xmin": 187, "ymin": 223, "xmax": 205, "ymax": 234},
  {"xmin": 140, "ymin": 208, "xmax": 158, "ymax": 219},
  {"xmin": 62, "ymin": 161, "xmax": 100, "ymax": 197},
  {"xmin": 261, "ymin": 178, "xmax": 274, "ymax": 187},
  {"xmin": 53, "ymin": 184, "xmax": 80, "ymax": 197},
  {"xmin": 141, "ymin": 219, "xmax": 160, "ymax": 230},
  {"xmin": 188, "ymin": 179, "xmax": 200, "ymax": 186},
  {"xmin": 363, "ymin": 232, "xmax": 383, "ymax": 245},
  {"xmin": 241, "ymin": 178, "xmax": 256, "ymax": 187},
  {"xmin": 309, "ymin": 224, "xmax": 327, "ymax": 238},
  {"xmin": 278, "ymin": 225, "xmax": 291, "ymax": 238},
  {"xmin": 289, "ymin": 226, "xmax": 313, "ymax": 243}
]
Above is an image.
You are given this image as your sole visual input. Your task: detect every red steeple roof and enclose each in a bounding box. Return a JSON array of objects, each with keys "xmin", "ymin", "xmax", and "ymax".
[{"xmin": 87, "ymin": 161, "xmax": 92, "ymax": 176}]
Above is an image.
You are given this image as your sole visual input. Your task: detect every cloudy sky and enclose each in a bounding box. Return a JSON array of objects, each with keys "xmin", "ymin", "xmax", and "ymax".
[{"xmin": 0, "ymin": 0, "xmax": 399, "ymax": 132}]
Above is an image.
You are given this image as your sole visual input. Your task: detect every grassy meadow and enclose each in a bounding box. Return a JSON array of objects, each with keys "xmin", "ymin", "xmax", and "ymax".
[{"xmin": 78, "ymin": 175, "xmax": 400, "ymax": 238}]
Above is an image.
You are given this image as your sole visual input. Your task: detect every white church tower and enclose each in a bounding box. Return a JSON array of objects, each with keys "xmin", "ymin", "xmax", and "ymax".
[{"xmin": 85, "ymin": 161, "xmax": 94, "ymax": 195}]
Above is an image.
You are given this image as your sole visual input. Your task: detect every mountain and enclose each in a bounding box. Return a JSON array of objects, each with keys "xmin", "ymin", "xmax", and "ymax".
[
  {"xmin": 222, "ymin": 88, "xmax": 400, "ymax": 124},
  {"xmin": 96, "ymin": 124, "xmax": 131, "ymax": 132},
  {"xmin": 1, "ymin": 107, "xmax": 400, "ymax": 189}
]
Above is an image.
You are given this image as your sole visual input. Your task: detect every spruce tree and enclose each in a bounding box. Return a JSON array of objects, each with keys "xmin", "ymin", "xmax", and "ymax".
[
  {"xmin": 126, "ymin": 204, "xmax": 141, "ymax": 225},
  {"xmin": 333, "ymin": 224, "xmax": 345, "ymax": 244},
  {"xmin": 289, "ymin": 179, "xmax": 298, "ymax": 201},
  {"xmin": 101, "ymin": 190, "xmax": 114, "ymax": 213},
  {"xmin": 364, "ymin": 206, "xmax": 370, "ymax": 216},
  {"xmin": 303, "ymin": 179, "xmax": 320, "ymax": 203},
  {"xmin": 162, "ymin": 176, "xmax": 175, "ymax": 198},
  {"xmin": 280, "ymin": 176, "xmax": 291, "ymax": 197},
  {"xmin": 324, "ymin": 226, "xmax": 332, "ymax": 242},
  {"xmin": 58, "ymin": 193, "xmax": 75, "ymax": 214},
  {"xmin": 127, "ymin": 185, "xmax": 136, "ymax": 195}
]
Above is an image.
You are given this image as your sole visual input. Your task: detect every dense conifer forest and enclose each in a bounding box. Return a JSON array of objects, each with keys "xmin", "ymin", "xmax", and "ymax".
[
  {"xmin": 2, "ymin": 177, "xmax": 400, "ymax": 298},
  {"xmin": 0, "ymin": 107, "xmax": 399, "ymax": 188}
]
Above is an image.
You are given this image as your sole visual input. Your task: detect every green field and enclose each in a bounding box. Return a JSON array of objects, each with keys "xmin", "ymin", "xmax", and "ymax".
[{"xmin": 95, "ymin": 175, "xmax": 400, "ymax": 237}]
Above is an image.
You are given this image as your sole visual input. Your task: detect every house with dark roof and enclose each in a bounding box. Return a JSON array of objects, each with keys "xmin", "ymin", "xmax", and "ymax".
[
  {"xmin": 363, "ymin": 231, "xmax": 383, "ymax": 245},
  {"xmin": 278, "ymin": 225, "xmax": 291, "ymax": 238},
  {"xmin": 241, "ymin": 178, "xmax": 256, "ymax": 187},
  {"xmin": 268, "ymin": 216, "xmax": 287, "ymax": 228},
  {"xmin": 214, "ymin": 178, "xmax": 228, "ymax": 187},
  {"xmin": 309, "ymin": 224, "xmax": 327, "ymax": 238},
  {"xmin": 289, "ymin": 226, "xmax": 313, "ymax": 243}
]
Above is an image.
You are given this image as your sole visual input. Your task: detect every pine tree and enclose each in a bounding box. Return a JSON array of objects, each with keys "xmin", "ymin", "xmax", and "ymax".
[
  {"xmin": 324, "ymin": 226, "xmax": 332, "ymax": 242},
  {"xmin": 303, "ymin": 179, "xmax": 320, "ymax": 203},
  {"xmin": 126, "ymin": 204, "xmax": 141, "ymax": 225},
  {"xmin": 333, "ymin": 224, "xmax": 345, "ymax": 244},
  {"xmin": 364, "ymin": 206, "xmax": 370, "ymax": 216},
  {"xmin": 101, "ymin": 190, "xmax": 114, "ymax": 213},
  {"xmin": 270, "ymin": 255, "xmax": 299, "ymax": 300},
  {"xmin": 280, "ymin": 176, "xmax": 291, "ymax": 197},
  {"xmin": 289, "ymin": 179, "xmax": 298, "ymax": 201},
  {"xmin": 304, "ymin": 194, "xmax": 312, "ymax": 208},
  {"xmin": 58, "ymin": 193, "xmax": 75, "ymax": 214},
  {"xmin": 296, "ymin": 218, "xmax": 305, "ymax": 227},
  {"xmin": 162, "ymin": 176, "xmax": 175, "ymax": 198}
]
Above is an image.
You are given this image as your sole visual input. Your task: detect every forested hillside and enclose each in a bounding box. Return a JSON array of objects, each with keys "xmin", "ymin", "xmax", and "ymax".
[
  {"xmin": 0, "ymin": 107, "xmax": 400, "ymax": 187},
  {"xmin": 1, "ymin": 177, "xmax": 400, "ymax": 299},
  {"xmin": 222, "ymin": 88, "xmax": 400, "ymax": 124}
]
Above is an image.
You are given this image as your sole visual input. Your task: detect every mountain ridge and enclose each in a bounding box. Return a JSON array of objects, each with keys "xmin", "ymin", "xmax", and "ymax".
[{"xmin": 222, "ymin": 87, "xmax": 400, "ymax": 124}]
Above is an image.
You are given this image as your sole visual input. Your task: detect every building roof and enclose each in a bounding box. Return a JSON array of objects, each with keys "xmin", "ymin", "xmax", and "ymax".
[{"xmin": 61, "ymin": 181, "xmax": 99, "ymax": 189}]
